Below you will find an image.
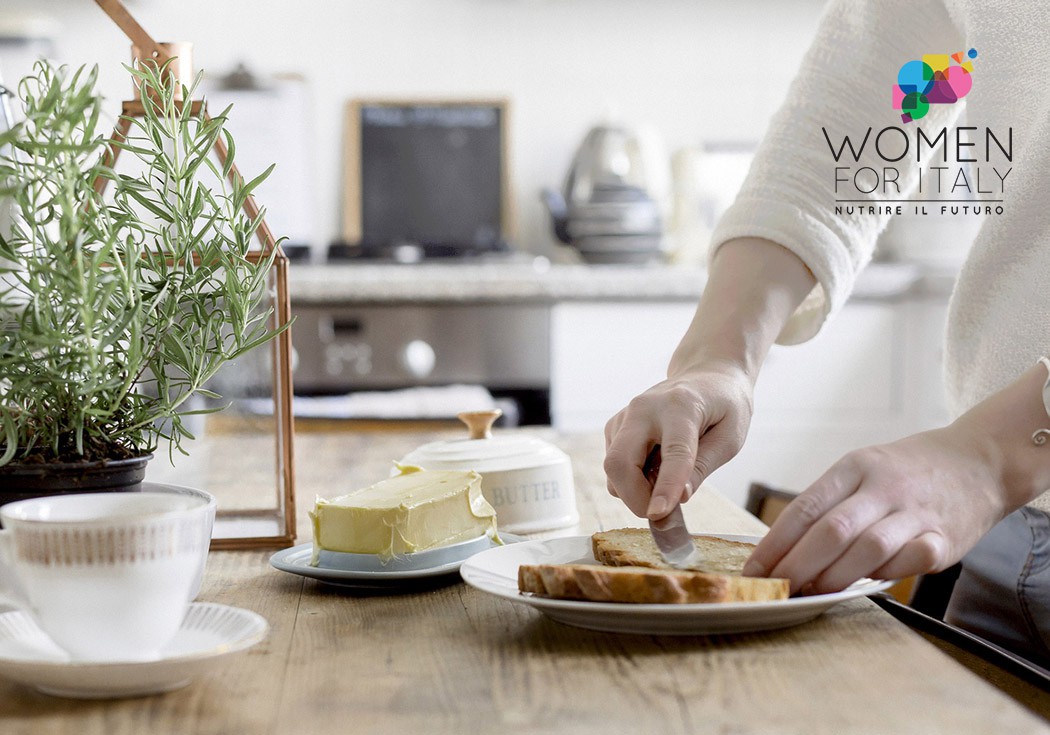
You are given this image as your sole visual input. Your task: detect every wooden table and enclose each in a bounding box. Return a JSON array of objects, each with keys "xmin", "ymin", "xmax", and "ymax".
[{"xmin": 3, "ymin": 430, "xmax": 1048, "ymax": 734}]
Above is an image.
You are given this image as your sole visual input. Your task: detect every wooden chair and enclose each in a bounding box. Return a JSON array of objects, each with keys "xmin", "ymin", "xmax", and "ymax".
[{"xmin": 744, "ymin": 482, "xmax": 797, "ymax": 527}]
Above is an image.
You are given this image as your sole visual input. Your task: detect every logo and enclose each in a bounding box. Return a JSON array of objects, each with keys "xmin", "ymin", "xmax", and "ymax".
[
  {"xmin": 892, "ymin": 49, "xmax": 977, "ymax": 123},
  {"xmin": 823, "ymin": 48, "xmax": 1008, "ymax": 218}
]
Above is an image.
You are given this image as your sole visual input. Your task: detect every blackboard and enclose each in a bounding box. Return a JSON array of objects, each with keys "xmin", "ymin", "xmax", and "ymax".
[{"xmin": 343, "ymin": 100, "xmax": 510, "ymax": 253}]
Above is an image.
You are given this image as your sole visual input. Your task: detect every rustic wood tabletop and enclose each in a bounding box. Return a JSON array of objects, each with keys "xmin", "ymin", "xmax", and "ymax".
[{"xmin": 2, "ymin": 430, "xmax": 1048, "ymax": 734}]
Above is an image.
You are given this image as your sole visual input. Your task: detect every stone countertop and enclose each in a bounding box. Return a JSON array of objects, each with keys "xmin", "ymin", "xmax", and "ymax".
[
  {"xmin": 288, "ymin": 262, "xmax": 708, "ymax": 305},
  {"xmin": 287, "ymin": 260, "xmax": 957, "ymax": 305}
]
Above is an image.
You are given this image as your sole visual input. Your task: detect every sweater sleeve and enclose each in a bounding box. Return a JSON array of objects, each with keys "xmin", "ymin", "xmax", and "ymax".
[{"xmin": 709, "ymin": 0, "xmax": 965, "ymax": 344}]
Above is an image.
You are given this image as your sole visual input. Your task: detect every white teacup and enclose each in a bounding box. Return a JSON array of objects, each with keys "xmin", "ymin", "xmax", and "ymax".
[
  {"xmin": 144, "ymin": 483, "xmax": 217, "ymax": 601},
  {"xmin": 0, "ymin": 492, "xmax": 212, "ymax": 661}
]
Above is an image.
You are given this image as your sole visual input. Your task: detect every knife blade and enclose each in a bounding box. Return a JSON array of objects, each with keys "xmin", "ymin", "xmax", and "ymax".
[{"xmin": 644, "ymin": 445, "xmax": 704, "ymax": 570}]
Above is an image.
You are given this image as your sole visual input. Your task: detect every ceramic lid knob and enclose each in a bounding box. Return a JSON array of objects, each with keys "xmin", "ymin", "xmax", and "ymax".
[{"xmin": 457, "ymin": 409, "xmax": 503, "ymax": 440}]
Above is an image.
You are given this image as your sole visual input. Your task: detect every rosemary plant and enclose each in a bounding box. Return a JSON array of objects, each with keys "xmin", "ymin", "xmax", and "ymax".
[{"xmin": 0, "ymin": 60, "xmax": 287, "ymax": 467}]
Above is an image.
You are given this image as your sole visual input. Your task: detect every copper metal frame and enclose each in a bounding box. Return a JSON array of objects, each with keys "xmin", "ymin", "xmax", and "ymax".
[{"xmin": 92, "ymin": 0, "xmax": 296, "ymax": 549}]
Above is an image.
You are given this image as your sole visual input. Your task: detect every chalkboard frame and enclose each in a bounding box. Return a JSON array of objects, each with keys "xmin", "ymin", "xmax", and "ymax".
[{"xmin": 341, "ymin": 98, "xmax": 513, "ymax": 247}]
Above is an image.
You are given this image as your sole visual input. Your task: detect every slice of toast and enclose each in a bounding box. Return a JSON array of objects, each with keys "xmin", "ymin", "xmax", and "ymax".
[
  {"xmin": 592, "ymin": 527, "xmax": 755, "ymax": 575},
  {"xmin": 518, "ymin": 563, "xmax": 789, "ymax": 604}
]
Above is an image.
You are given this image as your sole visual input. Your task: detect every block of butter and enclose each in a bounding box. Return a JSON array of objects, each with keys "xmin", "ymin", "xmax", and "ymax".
[{"xmin": 310, "ymin": 465, "xmax": 498, "ymax": 564}]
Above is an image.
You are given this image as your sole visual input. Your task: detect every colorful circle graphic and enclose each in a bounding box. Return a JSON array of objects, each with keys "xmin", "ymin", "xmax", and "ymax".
[
  {"xmin": 892, "ymin": 50, "xmax": 976, "ymax": 123},
  {"xmin": 897, "ymin": 60, "xmax": 934, "ymax": 95}
]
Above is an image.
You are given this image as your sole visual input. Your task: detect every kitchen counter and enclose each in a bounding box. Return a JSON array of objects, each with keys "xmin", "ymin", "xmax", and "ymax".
[
  {"xmin": 287, "ymin": 260, "xmax": 956, "ymax": 305},
  {"xmin": 4, "ymin": 429, "xmax": 1046, "ymax": 734}
]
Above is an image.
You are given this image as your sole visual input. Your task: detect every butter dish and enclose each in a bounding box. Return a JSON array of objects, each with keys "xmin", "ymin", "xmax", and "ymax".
[
  {"xmin": 270, "ymin": 534, "xmax": 518, "ymax": 591},
  {"xmin": 399, "ymin": 410, "xmax": 579, "ymax": 534},
  {"xmin": 314, "ymin": 533, "xmax": 492, "ymax": 573}
]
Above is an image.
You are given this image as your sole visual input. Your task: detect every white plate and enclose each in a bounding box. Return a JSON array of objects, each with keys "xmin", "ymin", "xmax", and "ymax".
[
  {"xmin": 270, "ymin": 534, "xmax": 517, "ymax": 590},
  {"xmin": 0, "ymin": 602, "xmax": 268, "ymax": 698},
  {"xmin": 459, "ymin": 534, "xmax": 894, "ymax": 635}
]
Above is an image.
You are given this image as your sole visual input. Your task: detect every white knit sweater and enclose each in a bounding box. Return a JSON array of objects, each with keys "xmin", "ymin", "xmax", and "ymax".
[{"xmin": 709, "ymin": 0, "xmax": 1050, "ymax": 511}]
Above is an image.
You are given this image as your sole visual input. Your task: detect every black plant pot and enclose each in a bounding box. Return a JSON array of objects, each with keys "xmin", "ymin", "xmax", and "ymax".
[{"xmin": 0, "ymin": 454, "xmax": 153, "ymax": 511}]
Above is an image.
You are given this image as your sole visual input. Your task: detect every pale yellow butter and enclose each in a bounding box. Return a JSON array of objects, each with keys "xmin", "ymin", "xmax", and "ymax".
[{"xmin": 310, "ymin": 466, "xmax": 498, "ymax": 564}]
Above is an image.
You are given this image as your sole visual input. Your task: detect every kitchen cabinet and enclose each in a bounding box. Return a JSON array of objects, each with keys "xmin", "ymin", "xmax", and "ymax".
[
  {"xmin": 550, "ymin": 296, "xmax": 951, "ymax": 506},
  {"xmin": 550, "ymin": 301, "xmax": 697, "ymax": 432}
]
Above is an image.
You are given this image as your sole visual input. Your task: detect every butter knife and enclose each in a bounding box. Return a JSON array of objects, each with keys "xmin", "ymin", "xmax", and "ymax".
[{"xmin": 643, "ymin": 445, "xmax": 704, "ymax": 570}]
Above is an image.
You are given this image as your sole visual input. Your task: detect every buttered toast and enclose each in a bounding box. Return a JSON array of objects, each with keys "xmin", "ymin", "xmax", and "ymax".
[
  {"xmin": 592, "ymin": 527, "xmax": 756, "ymax": 575},
  {"xmin": 517, "ymin": 527, "xmax": 789, "ymax": 604}
]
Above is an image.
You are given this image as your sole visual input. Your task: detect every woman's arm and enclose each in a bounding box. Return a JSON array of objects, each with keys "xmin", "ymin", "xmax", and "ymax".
[
  {"xmin": 710, "ymin": 0, "xmax": 965, "ymax": 344},
  {"xmin": 744, "ymin": 362, "xmax": 1050, "ymax": 593},
  {"xmin": 604, "ymin": 237, "xmax": 814, "ymax": 518},
  {"xmin": 605, "ymin": 0, "xmax": 966, "ymax": 519},
  {"xmin": 669, "ymin": 238, "xmax": 816, "ymax": 382}
]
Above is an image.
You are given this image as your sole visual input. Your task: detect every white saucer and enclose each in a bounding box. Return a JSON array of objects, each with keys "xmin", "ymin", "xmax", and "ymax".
[
  {"xmin": 460, "ymin": 534, "xmax": 894, "ymax": 636},
  {"xmin": 270, "ymin": 534, "xmax": 518, "ymax": 590},
  {"xmin": 0, "ymin": 602, "xmax": 268, "ymax": 698}
]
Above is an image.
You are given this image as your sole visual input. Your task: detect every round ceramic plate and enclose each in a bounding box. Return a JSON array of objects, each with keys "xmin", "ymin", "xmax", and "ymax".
[
  {"xmin": 270, "ymin": 534, "xmax": 517, "ymax": 589},
  {"xmin": 459, "ymin": 534, "xmax": 894, "ymax": 635},
  {"xmin": 0, "ymin": 602, "xmax": 268, "ymax": 699}
]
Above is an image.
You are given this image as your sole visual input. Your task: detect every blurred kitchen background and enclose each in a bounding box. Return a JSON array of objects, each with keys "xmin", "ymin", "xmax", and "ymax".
[{"xmin": 0, "ymin": 0, "xmax": 980, "ymax": 506}]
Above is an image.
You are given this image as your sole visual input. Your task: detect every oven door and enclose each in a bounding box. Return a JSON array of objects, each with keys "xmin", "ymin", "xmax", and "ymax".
[{"xmin": 292, "ymin": 304, "xmax": 551, "ymax": 422}]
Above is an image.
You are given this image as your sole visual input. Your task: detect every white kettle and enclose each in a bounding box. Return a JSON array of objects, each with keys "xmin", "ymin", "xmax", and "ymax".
[{"xmin": 542, "ymin": 123, "xmax": 669, "ymax": 263}]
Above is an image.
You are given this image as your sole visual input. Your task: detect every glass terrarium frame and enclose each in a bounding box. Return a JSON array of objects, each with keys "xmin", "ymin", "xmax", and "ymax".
[
  {"xmin": 92, "ymin": 0, "xmax": 297, "ymax": 549},
  {"xmin": 186, "ymin": 254, "xmax": 296, "ymax": 550}
]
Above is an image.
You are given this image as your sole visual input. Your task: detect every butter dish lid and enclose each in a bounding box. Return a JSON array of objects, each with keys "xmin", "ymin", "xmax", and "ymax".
[{"xmin": 400, "ymin": 410, "xmax": 570, "ymax": 473}]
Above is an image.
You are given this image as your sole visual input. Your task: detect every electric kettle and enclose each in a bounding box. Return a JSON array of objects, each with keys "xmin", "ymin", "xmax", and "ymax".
[{"xmin": 542, "ymin": 124, "xmax": 667, "ymax": 264}]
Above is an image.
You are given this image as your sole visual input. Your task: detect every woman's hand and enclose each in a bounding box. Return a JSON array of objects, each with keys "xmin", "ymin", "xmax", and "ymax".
[
  {"xmin": 602, "ymin": 237, "xmax": 816, "ymax": 522},
  {"xmin": 744, "ymin": 362, "xmax": 1050, "ymax": 595},
  {"xmin": 743, "ymin": 425, "xmax": 1008, "ymax": 595},
  {"xmin": 604, "ymin": 359, "xmax": 755, "ymax": 519}
]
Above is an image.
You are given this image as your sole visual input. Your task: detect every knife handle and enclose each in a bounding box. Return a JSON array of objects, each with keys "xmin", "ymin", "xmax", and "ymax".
[{"xmin": 643, "ymin": 445, "xmax": 662, "ymax": 486}]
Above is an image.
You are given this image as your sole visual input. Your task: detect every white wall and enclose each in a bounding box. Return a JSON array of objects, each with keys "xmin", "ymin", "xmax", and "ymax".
[{"xmin": 2, "ymin": 0, "xmax": 826, "ymax": 256}]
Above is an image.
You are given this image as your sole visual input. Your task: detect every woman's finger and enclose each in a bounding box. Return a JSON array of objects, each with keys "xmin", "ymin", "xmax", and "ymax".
[
  {"xmin": 767, "ymin": 489, "xmax": 889, "ymax": 593},
  {"xmin": 743, "ymin": 455, "xmax": 865, "ymax": 578},
  {"xmin": 807, "ymin": 512, "xmax": 924, "ymax": 594},
  {"xmin": 604, "ymin": 424, "xmax": 658, "ymax": 518},
  {"xmin": 646, "ymin": 424, "xmax": 703, "ymax": 519},
  {"xmin": 870, "ymin": 531, "xmax": 950, "ymax": 581}
]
